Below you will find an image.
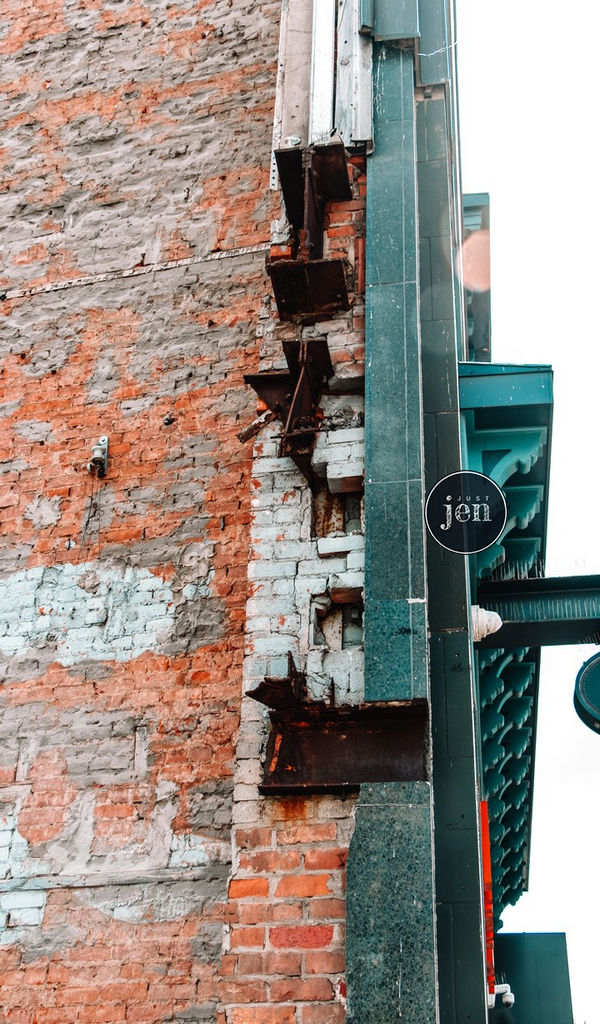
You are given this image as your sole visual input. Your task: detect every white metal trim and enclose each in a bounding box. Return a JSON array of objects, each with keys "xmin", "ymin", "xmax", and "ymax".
[
  {"xmin": 270, "ymin": 0, "xmax": 290, "ymax": 190},
  {"xmin": 335, "ymin": 0, "xmax": 373, "ymax": 149},
  {"xmin": 309, "ymin": 0, "xmax": 337, "ymax": 144}
]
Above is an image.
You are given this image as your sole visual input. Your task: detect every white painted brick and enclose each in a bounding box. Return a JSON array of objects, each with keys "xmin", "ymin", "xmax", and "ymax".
[
  {"xmin": 0, "ymin": 890, "xmax": 46, "ymax": 911},
  {"xmin": 250, "ymin": 489, "xmax": 277, "ymax": 509},
  {"xmin": 317, "ymin": 534, "xmax": 364, "ymax": 558},
  {"xmin": 259, "ymin": 523, "xmax": 302, "ymax": 541},
  {"xmin": 272, "ymin": 579, "xmax": 296, "ymax": 597},
  {"xmin": 266, "ymin": 654, "xmax": 294, "ymax": 678},
  {"xmin": 253, "ymin": 456, "xmax": 292, "ymax": 474},
  {"xmin": 269, "ymin": 614, "xmax": 300, "ymax": 633},
  {"xmin": 326, "ymin": 428, "xmax": 364, "ymax": 445},
  {"xmin": 236, "ymin": 760, "xmax": 262, "ymax": 785},
  {"xmin": 250, "ymin": 635, "xmax": 297, "ymax": 656},
  {"xmin": 328, "ymin": 571, "xmax": 364, "ymax": 603},
  {"xmin": 245, "ymin": 616, "xmax": 271, "ymax": 634},
  {"xmin": 232, "ymin": 801, "xmax": 263, "ymax": 825},
  {"xmin": 306, "ymin": 648, "xmax": 326, "ymax": 674},
  {"xmin": 246, "ymin": 598, "xmax": 296, "ymax": 618},
  {"xmin": 144, "ymin": 616, "xmax": 173, "ymax": 632},
  {"xmin": 247, "ymin": 560, "xmax": 296, "ymax": 581},
  {"xmin": 273, "ymin": 540, "xmax": 315, "ymax": 560},
  {"xmin": 294, "ymin": 577, "xmax": 328, "ymax": 597},
  {"xmin": 250, "ymin": 542, "xmax": 274, "ymax": 561},
  {"xmin": 254, "ymin": 438, "xmax": 279, "ymax": 458},
  {"xmin": 251, "ymin": 509, "xmax": 274, "ymax": 525},
  {"xmin": 325, "ymin": 442, "xmax": 364, "ymax": 463},
  {"xmin": 233, "ymin": 783, "xmax": 259, "ymax": 802},
  {"xmin": 346, "ymin": 550, "xmax": 365, "ymax": 570},
  {"xmin": 298, "ymin": 558, "xmax": 348, "ymax": 575},
  {"xmin": 7, "ymin": 907, "xmax": 44, "ymax": 927},
  {"xmin": 328, "ymin": 462, "xmax": 364, "ymax": 493},
  {"xmin": 323, "ymin": 647, "xmax": 364, "ymax": 703},
  {"xmin": 274, "ymin": 507, "xmax": 302, "ymax": 523}
]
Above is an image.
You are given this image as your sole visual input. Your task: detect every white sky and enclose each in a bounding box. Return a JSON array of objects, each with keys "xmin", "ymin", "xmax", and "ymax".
[{"xmin": 456, "ymin": 3, "xmax": 600, "ymax": 1022}]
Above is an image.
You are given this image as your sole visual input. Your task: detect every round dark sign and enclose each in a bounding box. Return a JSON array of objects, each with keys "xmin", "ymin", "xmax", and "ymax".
[
  {"xmin": 574, "ymin": 654, "xmax": 600, "ymax": 733},
  {"xmin": 424, "ymin": 471, "xmax": 507, "ymax": 555}
]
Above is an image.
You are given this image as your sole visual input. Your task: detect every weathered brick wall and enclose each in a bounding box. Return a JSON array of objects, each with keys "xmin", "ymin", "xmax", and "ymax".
[
  {"xmin": 221, "ymin": 160, "xmax": 366, "ymax": 1024},
  {"xmin": 0, "ymin": 1, "xmax": 280, "ymax": 1021},
  {"xmin": 0, "ymin": 1, "xmax": 368, "ymax": 1019}
]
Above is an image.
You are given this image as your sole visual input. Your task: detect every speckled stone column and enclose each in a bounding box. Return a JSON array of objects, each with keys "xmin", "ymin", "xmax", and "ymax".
[{"xmin": 346, "ymin": 42, "xmax": 437, "ymax": 1023}]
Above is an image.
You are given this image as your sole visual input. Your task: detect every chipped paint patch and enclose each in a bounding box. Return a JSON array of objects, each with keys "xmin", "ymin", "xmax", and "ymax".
[{"xmin": 0, "ymin": 561, "xmax": 176, "ymax": 667}]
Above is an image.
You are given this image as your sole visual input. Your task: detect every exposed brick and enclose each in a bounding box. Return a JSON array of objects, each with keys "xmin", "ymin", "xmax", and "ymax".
[
  {"xmin": 308, "ymin": 898, "xmax": 346, "ymax": 921},
  {"xmin": 236, "ymin": 952, "xmax": 303, "ymax": 977},
  {"xmin": 226, "ymin": 1008, "xmax": 296, "ymax": 1024},
  {"xmin": 269, "ymin": 926, "xmax": 334, "ymax": 950},
  {"xmin": 235, "ymin": 827, "xmax": 272, "ymax": 849},
  {"xmin": 238, "ymin": 850, "xmax": 302, "ymax": 873},
  {"xmin": 274, "ymin": 874, "xmax": 331, "ymax": 898},
  {"xmin": 269, "ymin": 977, "xmax": 334, "ymax": 1002},
  {"xmin": 229, "ymin": 878, "xmax": 270, "ymax": 899},
  {"xmin": 276, "ymin": 824, "xmax": 337, "ymax": 846},
  {"xmin": 300, "ymin": 1004, "xmax": 345, "ymax": 1024},
  {"xmin": 304, "ymin": 848, "xmax": 348, "ymax": 871},
  {"xmin": 305, "ymin": 952, "xmax": 346, "ymax": 975},
  {"xmin": 229, "ymin": 927, "xmax": 266, "ymax": 950}
]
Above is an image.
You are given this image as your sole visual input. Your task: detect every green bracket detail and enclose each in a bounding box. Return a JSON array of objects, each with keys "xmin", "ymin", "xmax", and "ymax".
[
  {"xmin": 476, "ymin": 485, "xmax": 544, "ymax": 579},
  {"xmin": 467, "ymin": 426, "xmax": 547, "ymax": 486},
  {"xmin": 360, "ymin": 0, "xmax": 420, "ymax": 40}
]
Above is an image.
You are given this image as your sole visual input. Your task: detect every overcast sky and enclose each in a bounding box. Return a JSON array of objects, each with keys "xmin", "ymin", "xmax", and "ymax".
[{"xmin": 456, "ymin": 3, "xmax": 600, "ymax": 1022}]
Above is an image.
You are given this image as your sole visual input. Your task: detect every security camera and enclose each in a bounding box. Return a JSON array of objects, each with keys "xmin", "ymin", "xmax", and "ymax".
[{"xmin": 502, "ymin": 991, "xmax": 515, "ymax": 1008}]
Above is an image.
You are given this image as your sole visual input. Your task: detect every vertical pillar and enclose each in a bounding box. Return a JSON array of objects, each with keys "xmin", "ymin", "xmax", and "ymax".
[
  {"xmin": 363, "ymin": 44, "xmax": 427, "ymax": 705},
  {"xmin": 346, "ymin": 43, "xmax": 436, "ymax": 1024},
  {"xmin": 418, "ymin": 87, "xmax": 489, "ymax": 1023}
]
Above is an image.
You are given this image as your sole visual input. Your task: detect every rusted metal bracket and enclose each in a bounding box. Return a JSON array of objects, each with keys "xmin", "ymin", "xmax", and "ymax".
[
  {"xmin": 267, "ymin": 137, "xmax": 352, "ymax": 321},
  {"xmin": 243, "ymin": 337, "xmax": 333, "ymax": 489},
  {"xmin": 275, "ymin": 138, "xmax": 352, "ymax": 258},
  {"xmin": 246, "ymin": 652, "xmax": 308, "ymax": 711},
  {"xmin": 266, "ymin": 258, "xmax": 349, "ymax": 322},
  {"xmin": 247, "ymin": 653, "xmax": 428, "ymax": 793}
]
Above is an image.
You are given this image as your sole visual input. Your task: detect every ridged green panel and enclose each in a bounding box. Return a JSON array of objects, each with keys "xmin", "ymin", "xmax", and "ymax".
[{"xmin": 374, "ymin": 0, "xmax": 419, "ymax": 40}]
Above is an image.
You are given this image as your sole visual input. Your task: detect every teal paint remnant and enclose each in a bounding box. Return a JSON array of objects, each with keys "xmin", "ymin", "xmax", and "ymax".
[
  {"xmin": 360, "ymin": 0, "xmax": 419, "ymax": 40},
  {"xmin": 417, "ymin": 0, "xmax": 452, "ymax": 84}
]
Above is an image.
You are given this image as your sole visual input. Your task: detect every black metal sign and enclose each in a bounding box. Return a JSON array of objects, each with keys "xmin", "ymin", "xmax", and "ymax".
[
  {"xmin": 574, "ymin": 653, "xmax": 600, "ymax": 733},
  {"xmin": 425, "ymin": 471, "xmax": 507, "ymax": 555}
]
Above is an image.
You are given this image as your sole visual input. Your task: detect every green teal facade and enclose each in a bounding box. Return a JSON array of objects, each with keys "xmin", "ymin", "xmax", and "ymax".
[{"xmin": 347, "ymin": 2, "xmax": 557, "ymax": 1020}]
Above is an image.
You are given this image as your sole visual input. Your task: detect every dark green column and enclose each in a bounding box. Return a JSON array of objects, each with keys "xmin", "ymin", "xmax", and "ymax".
[
  {"xmin": 347, "ymin": 42, "xmax": 436, "ymax": 1024},
  {"xmin": 363, "ymin": 44, "xmax": 427, "ymax": 704},
  {"xmin": 418, "ymin": 89, "xmax": 488, "ymax": 1023}
]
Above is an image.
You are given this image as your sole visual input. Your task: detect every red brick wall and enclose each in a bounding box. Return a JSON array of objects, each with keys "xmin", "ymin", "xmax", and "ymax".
[
  {"xmin": 0, "ymin": 1, "xmax": 280, "ymax": 1021},
  {"xmin": 0, "ymin": 1, "xmax": 367, "ymax": 1019}
]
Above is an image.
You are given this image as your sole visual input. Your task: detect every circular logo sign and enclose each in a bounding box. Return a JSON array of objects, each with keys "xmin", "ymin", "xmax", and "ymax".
[
  {"xmin": 574, "ymin": 654, "xmax": 600, "ymax": 734},
  {"xmin": 425, "ymin": 471, "xmax": 507, "ymax": 554}
]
